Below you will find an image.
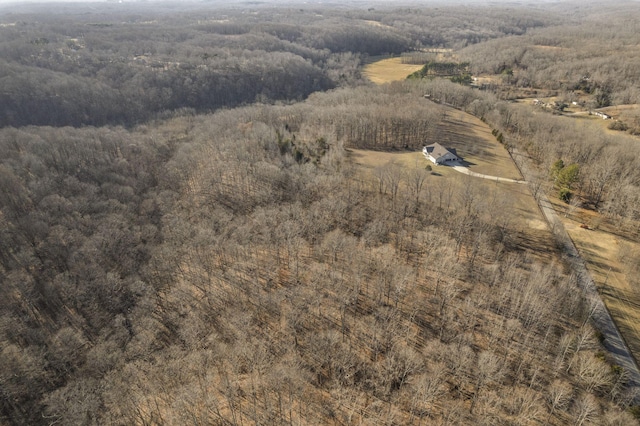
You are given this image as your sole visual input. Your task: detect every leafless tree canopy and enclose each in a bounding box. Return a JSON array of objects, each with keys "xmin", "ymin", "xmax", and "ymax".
[{"xmin": 0, "ymin": 1, "xmax": 639, "ymax": 425}]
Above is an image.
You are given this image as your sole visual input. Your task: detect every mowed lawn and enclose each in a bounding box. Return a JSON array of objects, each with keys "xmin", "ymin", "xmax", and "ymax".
[{"xmin": 433, "ymin": 108, "xmax": 523, "ymax": 180}]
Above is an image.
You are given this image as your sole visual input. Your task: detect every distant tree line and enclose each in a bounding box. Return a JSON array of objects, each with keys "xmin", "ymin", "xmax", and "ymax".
[
  {"xmin": 459, "ymin": 4, "xmax": 640, "ymax": 106},
  {"xmin": 0, "ymin": 3, "xmax": 560, "ymax": 128}
]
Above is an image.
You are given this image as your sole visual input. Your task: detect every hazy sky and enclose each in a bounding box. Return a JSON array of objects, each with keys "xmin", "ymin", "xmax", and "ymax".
[
  {"xmin": 0, "ymin": 0, "xmax": 103, "ymax": 3},
  {"xmin": 0, "ymin": 0, "xmax": 539, "ymax": 4}
]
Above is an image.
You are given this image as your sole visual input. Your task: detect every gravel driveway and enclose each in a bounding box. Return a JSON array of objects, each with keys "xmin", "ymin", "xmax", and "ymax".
[{"xmin": 449, "ymin": 162, "xmax": 527, "ymax": 184}]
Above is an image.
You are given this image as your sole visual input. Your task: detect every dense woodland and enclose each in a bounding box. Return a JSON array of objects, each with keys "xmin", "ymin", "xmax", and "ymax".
[
  {"xmin": 459, "ymin": 1, "xmax": 640, "ymax": 107},
  {"xmin": 1, "ymin": 1, "xmax": 640, "ymax": 425},
  {"xmin": 0, "ymin": 1, "xmax": 555, "ymax": 128}
]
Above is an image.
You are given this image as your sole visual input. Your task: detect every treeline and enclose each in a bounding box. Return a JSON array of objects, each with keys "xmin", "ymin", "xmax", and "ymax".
[
  {"xmin": 352, "ymin": 5, "xmax": 554, "ymax": 48},
  {"xmin": 408, "ymin": 61, "xmax": 472, "ymax": 85},
  {"xmin": 0, "ymin": 18, "xmax": 338, "ymax": 127},
  {"xmin": 306, "ymin": 85, "xmax": 443, "ymax": 150},
  {"xmin": 1, "ymin": 86, "xmax": 636, "ymax": 424},
  {"xmin": 502, "ymin": 103, "xmax": 640, "ymax": 230},
  {"xmin": 0, "ymin": 50, "xmax": 334, "ymax": 127}
]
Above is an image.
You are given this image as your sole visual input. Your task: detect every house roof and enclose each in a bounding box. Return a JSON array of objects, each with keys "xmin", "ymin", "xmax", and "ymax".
[{"xmin": 424, "ymin": 143, "xmax": 458, "ymax": 160}]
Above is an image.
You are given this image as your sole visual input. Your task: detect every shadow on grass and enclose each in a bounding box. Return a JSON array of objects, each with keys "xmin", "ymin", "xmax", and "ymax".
[{"xmin": 450, "ymin": 159, "xmax": 476, "ymax": 167}]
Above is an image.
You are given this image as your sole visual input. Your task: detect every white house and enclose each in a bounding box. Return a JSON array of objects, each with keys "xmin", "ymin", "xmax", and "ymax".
[{"xmin": 423, "ymin": 143, "xmax": 460, "ymax": 165}]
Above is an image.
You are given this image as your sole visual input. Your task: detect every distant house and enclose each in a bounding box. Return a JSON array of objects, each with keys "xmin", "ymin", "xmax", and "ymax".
[{"xmin": 423, "ymin": 143, "xmax": 460, "ymax": 165}]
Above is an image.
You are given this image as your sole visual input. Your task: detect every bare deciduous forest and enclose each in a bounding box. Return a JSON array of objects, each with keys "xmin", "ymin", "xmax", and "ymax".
[{"xmin": 1, "ymin": 1, "xmax": 640, "ymax": 425}]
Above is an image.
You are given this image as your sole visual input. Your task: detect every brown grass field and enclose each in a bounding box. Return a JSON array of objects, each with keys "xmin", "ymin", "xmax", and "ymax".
[
  {"xmin": 433, "ymin": 108, "xmax": 523, "ymax": 179},
  {"xmin": 362, "ymin": 57, "xmax": 423, "ymax": 84}
]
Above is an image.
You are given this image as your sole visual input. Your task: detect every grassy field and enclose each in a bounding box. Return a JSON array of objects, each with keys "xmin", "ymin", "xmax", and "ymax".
[
  {"xmin": 362, "ymin": 57, "xmax": 423, "ymax": 84},
  {"xmin": 434, "ymin": 108, "xmax": 523, "ymax": 179},
  {"xmin": 349, "ymin": 105, "xmax": 522, "ymax": 180}
]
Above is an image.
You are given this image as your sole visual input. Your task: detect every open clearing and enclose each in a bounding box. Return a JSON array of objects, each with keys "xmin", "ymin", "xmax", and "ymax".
[
  {"xmin": 360, "ymin": 58, "xmax": 540, "ymax": 241},
  {"xmin": 348, "ymin": 105, "xmax": 552, "ymax": 256},
  {"xmin": 433, "ymin": 108, "xmax": 523, "ymax": 180},
  {"xmin": 362, "ymin": 57, "xmax": 423, "ymax": 84},
  {"xmin": 350, "ymin": 104, "xmax": 523, "ymax": 181}
]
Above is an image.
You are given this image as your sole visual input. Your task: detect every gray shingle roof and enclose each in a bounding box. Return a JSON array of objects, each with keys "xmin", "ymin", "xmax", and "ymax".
[{"xmin": 423, "ymin": 143, "xmax": 457, "ymax": 160}]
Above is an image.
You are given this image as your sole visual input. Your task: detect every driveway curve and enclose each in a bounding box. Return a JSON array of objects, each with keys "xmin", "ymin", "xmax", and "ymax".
[{"xmin": 449, "ymin": 162, "xmax": 527, "ymax": 184}]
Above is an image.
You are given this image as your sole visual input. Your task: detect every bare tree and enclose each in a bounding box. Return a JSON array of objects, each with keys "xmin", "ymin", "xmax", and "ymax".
[
  {"xmin": 572, "ymin": 393, "xmax": 600, "ymax": 426},
  {"xmin": 545, "ymin": 380, "xmax": 573, "ymax": 425},
  {"xmin": 382, "ymin": 161, "xmax": 405, "ymax": 203},
  {"xmin": 411, "ymin": 365, "xmax": 445, "ymax": 423},
  {"xmin": 574, "ymin": 352, "xmax": 613, "ymax": 394},
  {"xmin": 471, "ymin": 351, "xmax": 504, "ymax": 414},
  {"xmin": 407, "ymin": 159, "xmax": 429, "ymax": 204}
]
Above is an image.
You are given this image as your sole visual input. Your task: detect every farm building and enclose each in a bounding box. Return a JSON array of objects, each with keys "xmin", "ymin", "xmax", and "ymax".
[{"xmin": 423, "ymin": 143, "xmax": 460, "ymax": 165}]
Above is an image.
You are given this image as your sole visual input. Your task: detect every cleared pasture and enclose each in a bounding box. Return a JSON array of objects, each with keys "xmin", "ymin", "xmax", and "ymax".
[{"xmin": 362, "ymin": 56, "xmax": 423, "ymax": 84}]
